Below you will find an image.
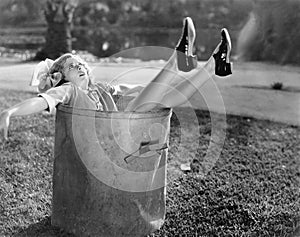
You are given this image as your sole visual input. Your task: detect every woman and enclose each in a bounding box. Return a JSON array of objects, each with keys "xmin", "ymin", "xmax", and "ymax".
[{"xmin": 0, "ymin": 17, "xmax": 232, "ymax": 140}]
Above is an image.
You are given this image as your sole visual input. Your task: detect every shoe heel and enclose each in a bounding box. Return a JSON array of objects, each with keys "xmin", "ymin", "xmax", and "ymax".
[
  {"xmin": 213, "ymin": 28, "xmax": 232, "ymax": 77},
  {"xmin": 175, "ymin": 17, "xmax": 197, "ymax": 72}
]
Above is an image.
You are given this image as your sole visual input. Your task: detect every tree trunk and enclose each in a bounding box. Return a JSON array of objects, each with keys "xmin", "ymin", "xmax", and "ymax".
[{"xmin": 35, "ymin": 0, "xmax": 78, "ymax": 60}]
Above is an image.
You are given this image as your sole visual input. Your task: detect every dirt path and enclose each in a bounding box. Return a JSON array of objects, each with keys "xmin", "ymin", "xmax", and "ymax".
[{"xmin": 0, "ymin": 60, "xmax": 299, "ymax": 125}]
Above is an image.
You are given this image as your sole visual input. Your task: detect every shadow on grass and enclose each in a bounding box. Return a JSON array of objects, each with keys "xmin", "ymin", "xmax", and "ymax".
[{"xmin": 14, "ymin": 217, "xmax": 75, "ymax": 237}]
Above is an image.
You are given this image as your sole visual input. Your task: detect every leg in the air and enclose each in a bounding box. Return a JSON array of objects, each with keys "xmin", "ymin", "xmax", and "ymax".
[
  {"xmin": 126, "ymin": 19, "xmax": 232, "ymax": 112},
  {"xmin": 159, "ymin": 28, "xmax": 232, "ymax": 108},
  {"xmin": 125, "ymin": 17, "xmax": 197, "ymax": 112}
]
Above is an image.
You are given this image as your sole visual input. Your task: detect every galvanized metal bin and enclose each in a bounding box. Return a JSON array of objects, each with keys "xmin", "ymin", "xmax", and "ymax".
[{"xmin": 52, "ymin": 103, "xmax": 172, "ymax": 236}]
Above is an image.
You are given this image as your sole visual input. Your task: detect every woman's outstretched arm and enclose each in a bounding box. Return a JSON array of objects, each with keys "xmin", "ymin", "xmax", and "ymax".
[{"xmin": 0, "ymin": 97, "xmax": 48, "ymax": 140}]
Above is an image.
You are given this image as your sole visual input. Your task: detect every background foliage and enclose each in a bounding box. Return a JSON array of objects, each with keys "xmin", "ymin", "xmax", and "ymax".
[
  {"xmin": 0, "ymin": 0, "xmax": 300, "ymax": 64},
  {"xmin": 240, "ymin": 0, "xmax": 300, "ymax": 65}
]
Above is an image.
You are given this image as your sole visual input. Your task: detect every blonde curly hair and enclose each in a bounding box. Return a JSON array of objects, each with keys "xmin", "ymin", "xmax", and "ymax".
[{"xmin": 50, "ymin": 53, "xmax": 94, "ymax": 87}]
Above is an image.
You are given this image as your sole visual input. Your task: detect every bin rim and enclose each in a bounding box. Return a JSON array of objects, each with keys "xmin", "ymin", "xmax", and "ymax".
[{"xmin": 57, "ymin": 104, "xmax": 172, "ymax": 119}]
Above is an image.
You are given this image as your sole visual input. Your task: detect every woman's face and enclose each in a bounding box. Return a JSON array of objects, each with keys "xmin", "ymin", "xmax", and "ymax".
[{"xmin": 63, "ymin": 57, "xmax": 89, "ymax": 89}]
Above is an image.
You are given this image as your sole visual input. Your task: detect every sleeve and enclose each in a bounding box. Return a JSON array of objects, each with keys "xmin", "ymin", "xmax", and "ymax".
[{"xmin": 38, "ymin": 84, "xmax": 73, "ymax": 114}]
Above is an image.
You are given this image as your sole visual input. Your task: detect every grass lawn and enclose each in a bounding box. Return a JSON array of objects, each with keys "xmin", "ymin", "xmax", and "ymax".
[{"xmin": 0, "ymin": 89, "xmax": 300, "ymax": 237}]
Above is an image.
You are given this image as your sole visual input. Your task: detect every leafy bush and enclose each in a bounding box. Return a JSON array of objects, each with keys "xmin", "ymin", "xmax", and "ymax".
[
  {"xmin": 238, "ymin": 0, "xmax": 300, "ymax": 65},
  {"xmin": 4, "ymin": 0, "xmax": 300, "ymax": 65},
  {"xmin": 0, "ymin": 0, "xmax": 45, "ymax": 27},
  {"xmin": 271, "ymin": 82, "xmax": 283, "ymax": 90},
  {"xmin": 72, "ymin": 0, "xmax": 249, "ymax": 58}
]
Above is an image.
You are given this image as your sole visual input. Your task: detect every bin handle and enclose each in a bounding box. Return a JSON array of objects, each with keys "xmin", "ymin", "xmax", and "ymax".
[{"xmin": 124, "ymin": 139, "xmax": 168, "ymax": 164}]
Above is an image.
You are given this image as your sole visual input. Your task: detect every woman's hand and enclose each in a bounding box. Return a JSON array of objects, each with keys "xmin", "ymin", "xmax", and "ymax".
[
  {"xmin": 0, "ymin": 97, "xmax": 48, "ymax": 141},
  {"xmin": 0, "ymin": 110, "xmax": 10, "ymax": 140},
  {"xmin": 123, "ymin": 86, "xmax": 144, "ymax": 96}
]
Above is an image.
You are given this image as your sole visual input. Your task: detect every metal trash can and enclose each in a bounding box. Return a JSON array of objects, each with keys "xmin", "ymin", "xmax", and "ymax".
[{"xmin": 52, "ymin": 103, "xmax": 172, "ymax": 236}]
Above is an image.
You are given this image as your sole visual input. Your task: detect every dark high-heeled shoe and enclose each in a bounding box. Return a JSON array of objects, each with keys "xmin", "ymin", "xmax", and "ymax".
[
  {"xmin": 175, "ymin": 17, "xmax": 197, "ymax": 72},
  {"xmin": 213, "ymin": 28, "xmax": 232, "ymax": 77}
]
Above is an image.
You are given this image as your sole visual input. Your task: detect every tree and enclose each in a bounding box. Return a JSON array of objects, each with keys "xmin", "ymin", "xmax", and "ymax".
[
  {"xmin": 236, "ymin": 0, "xmax": 300, "ymax": 65},
  {"xmin": 35, "ymin": 0, "xmax": 78, "ymax": 60}
]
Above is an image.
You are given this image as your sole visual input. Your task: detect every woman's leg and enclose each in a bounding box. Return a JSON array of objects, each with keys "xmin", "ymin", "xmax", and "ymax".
[
  {"xmin": 124, "ymin": 52, "xmax": 183, "ymax": 112},
  {"xmin": 125, "ymin": 17, "xmax": 197, "ymax": 112},
  {"xmin": 158, "ymin": 56, "xmax": 214, "ymax": 108},
  {"xmin": 157, "ymin": 28, "xmax": 232, "ymax": 108},
  {"xmin": 126, "ymin": 20, "xmax": 232, "ymax": 112}
]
